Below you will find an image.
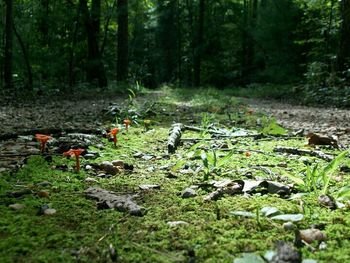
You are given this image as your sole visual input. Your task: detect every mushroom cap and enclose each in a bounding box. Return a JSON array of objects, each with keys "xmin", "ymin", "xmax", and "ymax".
[
  {"xmin": 123, "ymin": 119, "xmax": 131, "ymax": 125},
  {"xmin": 35, "ymin": 134, "xmax": 52, "ymax": 143},
  {"xmin": 63, "ymin": 148, "xmax": 85, "ymax": 157},
  {"xmin": 108, "ymin": 128, "xmax": 120, "ymax": 136}
]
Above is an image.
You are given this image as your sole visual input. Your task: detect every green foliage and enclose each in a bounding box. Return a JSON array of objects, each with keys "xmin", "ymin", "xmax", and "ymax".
[
  {"xmin": 261, "ymin": 119, "xmax": 287, "ymax": 135},
  {"xmin": 287, "ymin": 150, "xmax": 349, "ymax": 194}
]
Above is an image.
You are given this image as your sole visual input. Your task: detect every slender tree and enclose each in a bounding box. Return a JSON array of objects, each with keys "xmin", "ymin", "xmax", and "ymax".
[
  {"xmin": 117, "ymin": 0, "xmax": 128, "ymax": 82},
  {"xmin": 13, "ymin": 23, "xmax": 32, "ymax": 89},
  {"xmin": 80, "ymin": 0, "xmax": 107, "ymax": 87},
  {"xmin": 4, "ymin": 0, "xmax": 13, "ymax": 89},
  {"xmin": 193, "ymin": 0, "xmax": 205, "ymax": 86},
  {"xmin": 338, "ymin": 0, "xmax": 350, "ymax": 77}
]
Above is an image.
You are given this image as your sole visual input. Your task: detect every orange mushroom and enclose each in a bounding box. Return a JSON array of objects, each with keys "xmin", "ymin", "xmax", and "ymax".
[
  {"xmin": 108, "ymin": 128, "xmax": 120, "ymax": 147},
  {"xmin": 245, "ymin": 151, "xmax": 251, "ymax": 157},
  {"xmin": 63, "ymin": 148, "xmax": 85, "ymax": 172},
  {"xmin": 35, "ymin": 134, "xmax": 52, "ymax": 153},
  {"xmin": 123, "ymin": 119, "xmax": 131, "ymax": 131}
]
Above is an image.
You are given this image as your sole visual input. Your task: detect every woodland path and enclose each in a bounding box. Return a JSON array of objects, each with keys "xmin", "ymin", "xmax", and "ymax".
[
  {"xmin": 1, "ymin": 93, "xmax": 350, "ymax": 145},
  {"xmin": 241, "ymin": 97, "xmax": 350, "ymax": 146}
]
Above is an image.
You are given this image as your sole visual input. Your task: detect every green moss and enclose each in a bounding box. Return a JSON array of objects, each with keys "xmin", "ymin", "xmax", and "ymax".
[{"xmin": 1, "ymin": 89, "xmax": 350, "ymax": 262}]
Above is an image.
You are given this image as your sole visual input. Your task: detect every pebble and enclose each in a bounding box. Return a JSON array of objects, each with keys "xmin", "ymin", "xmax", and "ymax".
[
  {"xmin": 167, "ymin": 221, "xmax": 189, "ymax": 227},
  {"xmin": 85, "ymin": 165, "xmax": 93, "ymax": 170},
  {"xmin": 84, "ymin": 153, "xmax": 96, "ymax": 159},
  {"xmin": 112, "ymin": 160, "xmax": 124, "ymax": 167},
  {"xmin": 181, "ymin": 188, "xmax": 197, "ymax": 198},
  {"xmin": 37, "ymin": 190, "xmax": 50, "ymax": 198},
  {"xmin": 300, "ymin": 229, "xmax": 326, "ymax": 244},
  {"xmin": 36, "ymin": 181, "xmax": 52, "ymax": 187},
  {"xmin": 283, "ymin": 222, "xmax": 296, "ymax": 231},
  {"xmin": 100, "ymin": 161, "xmax": 119, "ymax": 175},
  {"xmin": 139, "ymin": 184, "xmax": 161, "ymax": 190},
  {"xmin": 44, "ymin": 208, "xmax": 57, "ymax": 216},
  {"xmin": 9, "ymin": 203, "xmax": 25, "ymax": 210},
  {"xmin": 318, "ymin": 194, "xmax": 337, "ymax": 209},
  {"xmin": 85, "ymin": 177, "xmax": 99, "ymax": 183}
]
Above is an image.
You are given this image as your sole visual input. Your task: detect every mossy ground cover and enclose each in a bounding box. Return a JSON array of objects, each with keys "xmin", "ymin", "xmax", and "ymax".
[{"xmin": 1, "ymin": 87, "xmax": 350, "ymax": 262}]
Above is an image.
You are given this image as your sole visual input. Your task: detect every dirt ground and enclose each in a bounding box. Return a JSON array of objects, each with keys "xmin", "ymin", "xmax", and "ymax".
[
  {"xmin": 241, "ymin": 97, "xmax": 350, "ymax": 147},
  {"xmin": 1, "ymin": 93, "xmax": 350, "ymax": 146}
]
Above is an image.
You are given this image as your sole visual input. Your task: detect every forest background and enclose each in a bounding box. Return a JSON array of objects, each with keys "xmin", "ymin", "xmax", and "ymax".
[{"xmin": 1, "ymin": 0, "xmax": 350, "ymax": 106}]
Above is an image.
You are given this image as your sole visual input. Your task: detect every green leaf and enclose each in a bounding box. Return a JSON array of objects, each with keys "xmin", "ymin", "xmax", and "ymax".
[
  {"xmin": 217, "ymin": 150, "xmax": 234, "ymax": 167},
  {"xmin": 261, "ymin": 119, "xmax": 287, "ymax": 135},
  {"xmin": 321, "ymin": 150, "xmax": 349, "ymax": 194}
]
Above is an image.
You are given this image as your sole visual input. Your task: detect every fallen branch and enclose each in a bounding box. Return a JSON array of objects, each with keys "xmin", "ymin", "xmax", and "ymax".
[
  {"xmin": 274, "ymin": 146, "xmax": 334, "ymax": 161},
  {"xmin": 168, "ymin": 123, "xmax": 185, "ymax": 154}
]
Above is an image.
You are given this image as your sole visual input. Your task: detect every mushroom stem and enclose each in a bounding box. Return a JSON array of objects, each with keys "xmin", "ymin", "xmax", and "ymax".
[{"xmin": 76, "ymin": 155, "xmax": 80, "ymax": 172}]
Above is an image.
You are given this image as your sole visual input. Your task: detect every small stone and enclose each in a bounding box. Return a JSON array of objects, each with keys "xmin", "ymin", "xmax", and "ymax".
[
  {"xmin": 300, "ymin": 229, "xmax": 326, "ymax": 244},
  {"xmin": 36, "ymin": 181, "xmax": 52, "ymax": 187},
  {"xmin": 181, "ymin": 188, "xmax": 197, "ymax": 198},
  {"xmin": 299, "ymin": 156, "xmax": 311, "ymax": 165},
  {"xmin": 146, "ymin": 166, "xmax": 155, "ymax": 172},
  {"xmin": 100, "ymin": 161, "xmax": 119, "ymax": 175},
  {"xmin": 139, "ymin": 184, "xmax": 161, "ymax": 190},
  {"xmin": 84, "ymin": 153, "xmax": 96, "ymax": 159},
  {"xmin": 167, "ymin": 221, "xmax": 189, "ymax": 227},
  {"xmin": 283, "ymin": 222, "xmax": 296, "ymax": 231},
  {"xmin": 112, "ymin": 160, "xmax": 124, "ymax": 167},
  {"xmin": 319, "ymin": 241, "xmax": 327, "ymax": 250},
  {"xmin": 9, "ymin": 203, "xmax": 25, "ymax": 210},
  {"xmin": 277, "ymin": 162, "xmax": 288, "ymax": 168},
  {"xmin": 85, "ymin": 177, "xmax": 99, "ymax": 183},
  {"xmin": 318, "ymin": 194, "xmax": 337, "ymax": 209},
  {"xmin": 44, "ymin": 208, "xmax": 57, "ymax": 216},
  {"xmin": 270, "ymin": 242, "xmax": 301, "ymax": 263},
  {"xmin": 124, "ymin": 163, "xmax": 134, "ymax": 171},
  {"xmin": 96, "ymin": 173, "xmax": 107, "ymax": 178},
  {"xmin": 37, "ymin": 190, "xmax": 50, "ymax": 198},
  {"xmin": 85, "ymin": 165, "xmax": 93, "ymax": 170}
]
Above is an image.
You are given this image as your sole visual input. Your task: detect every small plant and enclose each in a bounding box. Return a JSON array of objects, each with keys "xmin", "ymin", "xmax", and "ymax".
[
  {"xmin": 200, "ymin": 149, "xmax": 234, "ymax": 180},
  {"xmin": 286, "ymin": 150, "xmax": 349, "ymax": 194}
]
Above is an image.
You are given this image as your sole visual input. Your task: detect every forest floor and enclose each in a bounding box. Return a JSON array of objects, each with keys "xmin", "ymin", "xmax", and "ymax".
[{"xmin": 1, "ymin": 87, "xmax": 350, "ymax": 263}]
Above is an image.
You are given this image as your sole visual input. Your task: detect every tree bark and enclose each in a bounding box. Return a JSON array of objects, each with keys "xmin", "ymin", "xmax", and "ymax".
[
  {"xmin": 193, "ymin": 0, "xmax": 205, "ymax": 87},
  {"xmin": 338, "ymin": 0, "xmax": 350, "ymax": 77},
  {"xmin": 117, "ymin": 0, "xmax": 128, "ymax": 82},
  {"xmin": 80, "ymin": 0, "xmax": 107, "ymax": 88},
  {"xmin": 13, "ymin": 23, "xmax": 33, "ymax": 90},
  {"xmin": 4, "ymin": 0, "xmax": 13, "ymax": 90}
]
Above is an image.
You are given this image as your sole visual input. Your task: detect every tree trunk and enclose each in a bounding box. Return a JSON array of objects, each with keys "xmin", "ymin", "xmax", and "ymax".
[
  {"xmin": 13, "ymin": 23, "xmax": 33, "ymax": 90},
  {"xmin": 80, "ymin": 0, "xmax": 107, "ymax": 88},
  {"xmin": 68, "ymin": 1, "xmax": 81, "ymax": 88},
  {"xmin": 193, "ymin": 0, "xmax": 204, "ymax": 87},
  {"xmin": 185, "ymin": 0, "xmax": 194, "ymax": 86},
  {"xmin": 241, "ymin": 0, "xmax": 257, "ymax": 84},
  {"xmin": 4, "ymin": 0, "xmax": 13, "ymax": 90},
  {"xmin": 338, "ymin": 0, "xmax": 350, "ymax": 77},
  {"xmin": 117, "ymin": 0, "xmax": 128, "ymax": 82}
]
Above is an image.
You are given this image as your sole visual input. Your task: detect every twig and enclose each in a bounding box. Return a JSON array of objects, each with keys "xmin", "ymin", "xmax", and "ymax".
[
  {"xmin": 273, "ymin": 146, "xmax": 334, "ymax": 161},
  {"xmin": 168, "ymin": 123, "xmax": 185, "ymax": 154}
]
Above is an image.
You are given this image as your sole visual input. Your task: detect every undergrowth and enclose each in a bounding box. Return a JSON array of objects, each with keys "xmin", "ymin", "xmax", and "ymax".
[{"xmin": 1, "ymin": 88, "xmax": 350, "ymax": 262}]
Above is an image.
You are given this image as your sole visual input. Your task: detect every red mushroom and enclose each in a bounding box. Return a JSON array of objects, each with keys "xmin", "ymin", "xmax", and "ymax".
[
  {"xmin": 123, "ymin": 119, "xmax": 131, "ymax": 132},
  {"xmin": 108, "ymin": 128, "xmax": 120, "ymax": 147},
  {"xmin": 35, "ymin": 134, "xmax": 52, "ymax": 153},
  {"xmin": 63, "ymin": 149, "xmax": 85, "ymax": 173}
]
